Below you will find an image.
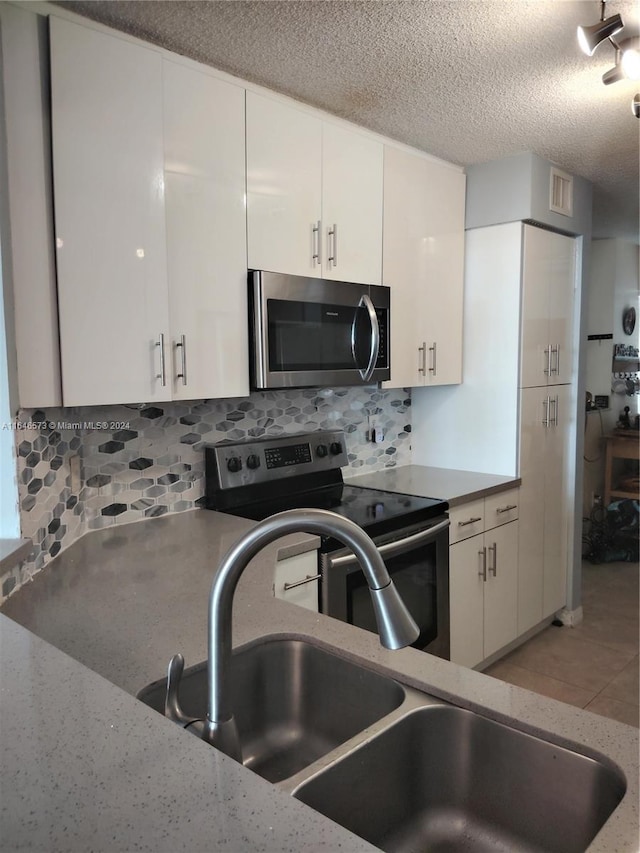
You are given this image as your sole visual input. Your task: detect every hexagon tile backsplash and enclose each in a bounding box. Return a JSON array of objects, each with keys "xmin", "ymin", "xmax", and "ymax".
[{"xmin": 2, "ymin": 386, "xmax": 412, "ymax": 600}]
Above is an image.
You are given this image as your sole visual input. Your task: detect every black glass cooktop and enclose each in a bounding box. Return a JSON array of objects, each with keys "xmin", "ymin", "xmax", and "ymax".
[{"xmin": 220, "ymin": 483, "xmax": 447, "ymax": 551}]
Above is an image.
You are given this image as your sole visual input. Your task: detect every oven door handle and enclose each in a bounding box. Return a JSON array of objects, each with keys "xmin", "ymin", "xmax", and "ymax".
[{"xmin": 326, "ymin": 518, "xmax": 450, "ymax": 569}]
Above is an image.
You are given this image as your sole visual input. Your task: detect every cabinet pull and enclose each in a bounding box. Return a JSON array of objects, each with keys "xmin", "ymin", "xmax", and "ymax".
[
  {"xmin": 176, "ymin": 334, "xmax": 187, "ymax": 386},
  {"xmin": 283, "ymin": 573, "xmax": 321, "ymax": 591},
  {"xmin": 496, "ymin": 504, "xmax": 518, "ymax": 514},
  {"xmin": 479, "ymin": 547, "xmax": 487, "ymax": 582},
  {"xmin": 544, "ymin": 345, "xmax": 552, "ymax": 377},
  {"xmin": 327, "ymin": 223, "xmax": 338, "ymax": 267},
  {"xmin": 542, "ymin": 396, "xmax": 550, "ymax": 427},
  {"xmin": 155, "ymin": 333, "xmax": 166, "ymax": 387},
  {"xmin": 488, "ymin": 542, "xmax": 497, "ymax": 576},
  {"xmin": 429, "ymin": 342, "xmax": 437, "ymax": 375},
  {"xmin": 551, "ymin": 344, "xmax": 560, "ymax": 375},
  {"xmin": 458, "ymin": 516, "xmax": 482, "ymax": 527},
  {"xmin": 418, "ymin": 342, "xmax": 427, "ymax": 375},
  {"xmin": 551, "ymin": 394, "xmax": 559, "ymax": 427},
  {"xmin": 312, "ymin": 221, "xmax": 321, "ymax": 266}
]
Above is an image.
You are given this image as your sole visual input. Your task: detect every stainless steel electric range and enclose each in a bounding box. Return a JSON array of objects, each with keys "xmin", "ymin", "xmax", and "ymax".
[{"xmin": 204, "ymin": 430, "xmax": 450, "ymax": 659}]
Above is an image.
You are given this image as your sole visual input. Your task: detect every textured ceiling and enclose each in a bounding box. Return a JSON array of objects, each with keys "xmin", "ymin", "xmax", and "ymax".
[{"xmin": 57, "ymin": 0, "xmax": 640, "ymax": 242}]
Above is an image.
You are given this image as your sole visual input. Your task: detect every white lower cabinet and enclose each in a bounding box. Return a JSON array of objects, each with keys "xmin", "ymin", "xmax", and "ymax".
[
  {"xmin": 518, "ymin": 384, "xmax": 573, "ymax": 633},
  {"xmin": 273, "ymin": 552, "xmax": 319, "ymax": 612},
  {"xmin": 449, "ymin": 491, "xmax": 519, "ymax": 668}
]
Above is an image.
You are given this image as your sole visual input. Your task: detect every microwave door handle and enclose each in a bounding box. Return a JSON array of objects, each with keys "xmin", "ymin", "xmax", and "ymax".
[
  {"xmin": 326, "ymin": 518, "xmax": 450, "ymax": 569},
  {"xmin": 351, "ymin": 294, "xmax": 380, "ymax": 382}
]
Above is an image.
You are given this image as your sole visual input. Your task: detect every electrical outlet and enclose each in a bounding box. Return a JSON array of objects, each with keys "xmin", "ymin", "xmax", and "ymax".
[{"xmin": 69, "ymin": 454, "xmax": 82, "ymax": 494}]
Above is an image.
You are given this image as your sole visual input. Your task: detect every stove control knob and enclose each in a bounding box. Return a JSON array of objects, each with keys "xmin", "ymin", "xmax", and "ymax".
[
  {"xmin": 316, "ymin": 444, "xmax": 328, "ymax": 458},
  {"xmin": 246, "ymin": 454, "xmax": 261, "ymax": 470},
  {"xmin": 226, "ymin": 456, "xmax": 242, "ymax": 473},
  {"xmin": 330, "ymin": 441, "xmax": 343, "ymax": 456}
]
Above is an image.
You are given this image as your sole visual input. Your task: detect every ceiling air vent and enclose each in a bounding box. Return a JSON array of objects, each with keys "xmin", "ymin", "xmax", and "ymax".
[{"xmin": 549, "ymin": 167, "xmax": 573, "ymax": 217}]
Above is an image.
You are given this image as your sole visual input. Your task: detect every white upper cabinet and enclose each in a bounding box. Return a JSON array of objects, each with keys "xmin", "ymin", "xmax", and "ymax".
[
  {"xmin": 162, "ymin": 61, "xmax": 249, "ymax": 400},
  {"xmin": 50, "ymin": 16, "xmax": 169, "ymax": 406},
  {"xmin": 382, "ymin": 146, "xmax": 465, "ymax": 388},
  {"xmin": 520, "ymin": 224, "xmax": 576, "ymax": 388},
  {"xmin": 321, "ymin": 123, "xmax": 382, "ymax": 284},
  {"xmin": 246, "ymin": 91, "xmax": 323, "ymax": 278},
  {"xmin": 246, "ymin": 91, "xmax": 382, "ymax": 283}
]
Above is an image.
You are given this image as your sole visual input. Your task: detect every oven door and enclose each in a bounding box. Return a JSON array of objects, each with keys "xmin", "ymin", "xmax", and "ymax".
[
  {"xmin": 250, "ymin": 270, "xmax": 390, "ymax": 389},
  {"xmin": 320, "ymin": 517, "xmax": 450, "ymax": 660}
]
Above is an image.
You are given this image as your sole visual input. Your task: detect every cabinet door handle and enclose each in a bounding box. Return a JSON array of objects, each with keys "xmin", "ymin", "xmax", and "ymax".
[
  {"xmin": 479, "ymin": 547, "xmax": 487, "ymax": 582},
  {"xmin": 488, "ymin": 542, "xmax": 497, "ymax": 576},
  {"xmin": 155, "ymin": 333, "xmax": 166, "ymax": 386},
  {"xmin": 496, "ymin": 504, "xmax": 518, "ymax": 514},
  {"xmin": 429, "ymin": 342, "xmax": 437, "ymax": 375},
  {"xmin": 551, "ymin": 394, "xmax": 559, "ymax": 427},
  {"xmin": 312, "ymin": 221, "xmax": 321, "ymax": 266},
  {"xmin": 176, "ymin": 334, "xmax": 187, "ymax": 385},
  {"xmin": 418, "ymin": 341, "xmax": 427, "ymax": 375},
  {"xmin": 283, "ymin": 573, "xmax": 321, "ymax": 591},
  {"xmin": 544, "ymin": 345, "xmax": 552, "ymax": 377},
  {"xmin": 327, "ymin": 223, "xmax": 338, "ymax": 267},
  {"xmin": 542, "ymin": 396, "xmax": 550, "ymax": 427},
  {"xmin": 458, "ymin": 516, "xmax": 482, "ymax": 527},
  {"xmin": 551, "ymin": 344, "xmax": 560, "ymax": 375}
]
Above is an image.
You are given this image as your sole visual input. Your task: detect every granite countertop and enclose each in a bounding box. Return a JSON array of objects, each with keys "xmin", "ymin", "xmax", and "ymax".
[
  {"xmin": 345, "ymin": 464, "xmax": 520, "ymax": 507},
  {"xmin": 1, "ymin": 509, "xmax": 637, "ymax": 852}
]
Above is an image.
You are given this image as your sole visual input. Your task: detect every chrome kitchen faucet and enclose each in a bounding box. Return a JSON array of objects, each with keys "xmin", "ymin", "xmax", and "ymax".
[{"xmin": 164, "ymin": 508, "xmax": 420, "ymax": 761}]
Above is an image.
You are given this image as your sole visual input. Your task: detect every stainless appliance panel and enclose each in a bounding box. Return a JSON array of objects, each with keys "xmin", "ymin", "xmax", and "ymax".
[
  {"xmin": 250, "ymin": 270, "xmax": 390, "ymax": 389},
  {"xmin": 321, "ymin": 517, "xmax": 450, "ymax": 659}
]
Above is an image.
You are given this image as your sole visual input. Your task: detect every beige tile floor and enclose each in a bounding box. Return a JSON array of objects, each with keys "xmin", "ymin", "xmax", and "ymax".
[{"xmin": 485, "ymin": 560, "xmax": 639, "ymax": 728}]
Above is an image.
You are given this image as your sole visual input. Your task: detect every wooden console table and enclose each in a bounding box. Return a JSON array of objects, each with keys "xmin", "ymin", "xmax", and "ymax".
[{"xmin": 604, "ymin": 431, "xmax": 640, "ymax": 506}]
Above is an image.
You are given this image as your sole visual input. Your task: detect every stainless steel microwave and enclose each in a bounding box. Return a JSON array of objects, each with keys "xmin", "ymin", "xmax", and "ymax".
[{"xmin": 249, "ymin": 270, "xmax": 390, "ymax": 390}]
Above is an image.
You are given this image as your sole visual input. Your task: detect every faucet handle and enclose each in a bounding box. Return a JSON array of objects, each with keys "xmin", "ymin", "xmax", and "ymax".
[{"xmin": 165, "ymin": 653, "xmax": 199, "ymax": 726}]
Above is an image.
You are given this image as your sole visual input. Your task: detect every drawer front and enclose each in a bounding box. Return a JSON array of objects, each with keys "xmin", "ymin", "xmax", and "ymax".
[
  {"xmin": 485, "ymin": 488, "xmax": 519, "ymax": 531},
  {"xmin": 449, "ymin": 498, "xmax": 485, "ymax": 543}
]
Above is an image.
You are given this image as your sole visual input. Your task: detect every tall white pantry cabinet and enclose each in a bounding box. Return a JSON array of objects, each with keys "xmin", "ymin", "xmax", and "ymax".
[{"xmin": 413, "ymin": 221, "xmax": 578, "ymax": 652}]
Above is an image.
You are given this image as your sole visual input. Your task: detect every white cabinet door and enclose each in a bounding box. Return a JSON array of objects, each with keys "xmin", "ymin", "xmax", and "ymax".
[
  {"xmin": 382, "ymin": 146, "xmax": 427, "ymax": 387},
  {"xmin": 548, "ymin": 232, "xmax": 576, "ymax": 386},
  {"xmin": 246, "ymin": 91, "xmax": 322, "ymax": 278},
  {"xmin": 419, "ymin": 161, "xmax": 466, "ymax": 387},
  {"xmin": 273, "ymin": 552, "xmax": 319, "ymax": 612},
  {"xmin": 517, "ymin": 387, "xmax": 547, "ymax": 634},
  {"xmin": 520, "ymin": 225, "xmax": 576, "ymax": 389},
  {"xmin": 163, "ymin": 61, "xmax": 249, "ymax": 400},
  {"xmin": 543, "ymin": 384, "xmax": 572, "ymax": 617},
  {"xmin": 322, "ymin": 123, "xmax": 382, "ymax": 285},
  {"xmin": 50, "ymin": 17, "xmax": 169, "ymax": 406},
  {"xmin": 449, "ymin": 534, "xmax": 485, "ymax": 668},
  {"xmin": 450, "ymin": 518, "xmax": 518, "ymax": 668},
  {"xmin": 382, "ymin": 146, "xmax": 465, "ymax": 389},
  {"xmin": 483, "ymin": 520, "xmax": 519, "ymax": 659}
]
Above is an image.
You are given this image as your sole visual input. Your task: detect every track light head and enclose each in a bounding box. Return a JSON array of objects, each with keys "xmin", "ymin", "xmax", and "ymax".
[{"xmin": 577, "ymin": 12, "xmax": 624, "ymax": 55}]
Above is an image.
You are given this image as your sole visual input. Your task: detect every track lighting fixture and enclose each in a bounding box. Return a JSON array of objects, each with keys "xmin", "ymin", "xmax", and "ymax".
[
  {"xmin": 577, "ymin": 1, "xmax": 623, "ymax": 56},
  {"xmin": 578, "ymin": 0, "xmax": 640, "ymax": 112}
]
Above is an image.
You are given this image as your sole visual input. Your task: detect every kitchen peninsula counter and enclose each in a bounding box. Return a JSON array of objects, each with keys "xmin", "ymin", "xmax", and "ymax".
[{"xmin": 1, "ymin": 509, "xmax": 637, "ymax": 852}]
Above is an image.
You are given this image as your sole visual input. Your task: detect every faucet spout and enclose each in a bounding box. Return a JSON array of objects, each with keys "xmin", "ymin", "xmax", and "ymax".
[{"xmin": 201, "ymin": 508, "xmax": 419, "ymax": 759}]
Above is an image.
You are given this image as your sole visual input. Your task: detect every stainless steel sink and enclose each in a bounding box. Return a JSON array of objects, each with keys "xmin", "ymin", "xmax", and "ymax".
[
  {"xmin": 292, "ymin": 705, "xmax": 627, "ymax": 853},
  {"xmin": 137, "ymin": 638, "xmax": 405, "ymax": 783}
]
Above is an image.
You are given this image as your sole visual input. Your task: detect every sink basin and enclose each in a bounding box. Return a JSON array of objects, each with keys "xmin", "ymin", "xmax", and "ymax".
[
  {"xmin": 293, "ymin": 705, "xmax": 626, "ymax": 853},
  {"xmin": 137, "ymin": 638, "xmax": 404, "ymax": 783}
]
